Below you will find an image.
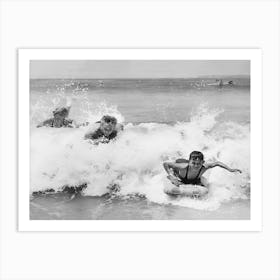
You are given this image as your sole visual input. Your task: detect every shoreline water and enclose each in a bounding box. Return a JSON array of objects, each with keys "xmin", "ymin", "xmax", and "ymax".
[{"xmin": 30, "ymin": 194, "xmax": 250, "ymax": 220}]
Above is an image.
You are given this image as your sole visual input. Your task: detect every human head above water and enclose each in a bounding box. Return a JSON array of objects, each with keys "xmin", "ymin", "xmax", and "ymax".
[
  {"xmin": 188, "ymin": 151, "xmax": 204, "ymax": 169},
  {"xmin": 189, "ymin": 151, "xmax": 204, "ymax": 161},
  {"xmin": 100, "ymin": 115, "xmax": 117, "ymax": 136},
  {"xmin": 52, "ymin": 107, "xmax": 70, "ymax": 119},
  {"xmin": 101, "ymin": 115, "xmax": 117, "ymax": 125}
]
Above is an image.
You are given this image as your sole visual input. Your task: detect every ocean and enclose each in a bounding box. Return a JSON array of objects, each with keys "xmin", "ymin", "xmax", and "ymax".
[{"xmin": 30, "ymin": 77, "xmax": 250, "ymax": 220}]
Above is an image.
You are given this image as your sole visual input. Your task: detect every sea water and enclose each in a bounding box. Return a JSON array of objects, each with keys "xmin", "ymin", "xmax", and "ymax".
[{"xmin": 30, "ymin": 78, "xmax": 250, "ymax": 220}]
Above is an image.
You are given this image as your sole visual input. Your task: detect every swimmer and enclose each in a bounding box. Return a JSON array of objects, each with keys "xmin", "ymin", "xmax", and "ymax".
[
  {"xmin": 163, "ymin": 151, "xmax": 242, "ymax": 197},
  {"xmin": 84, "ymin": 115, "xmax": 123, "ymax": 144},
  {"xmin": 37, "ymin": 106, "xmax": 89, "ymax": 128},
  {"xmin": 37, "ymin": 106, "xmax": 74, "ymax": 128},
  {"xmin": 215, "ymin": 79, "xmax": 234, "ymax": 86}
]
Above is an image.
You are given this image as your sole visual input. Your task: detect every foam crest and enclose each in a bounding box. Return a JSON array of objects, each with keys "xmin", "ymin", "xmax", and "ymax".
[
  {"xmin": 30, "ymin": 105, "xmax": 250, "ymax": 210},
  {"xmin": 30, "ymin": 91, "xmax": 124, "ymax": 126}
]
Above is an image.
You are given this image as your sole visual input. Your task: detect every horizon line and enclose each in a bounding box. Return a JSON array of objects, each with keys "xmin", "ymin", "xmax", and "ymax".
[{"xmin": 30, "ymin": 74, "xmax": 250, "ymax": 80}]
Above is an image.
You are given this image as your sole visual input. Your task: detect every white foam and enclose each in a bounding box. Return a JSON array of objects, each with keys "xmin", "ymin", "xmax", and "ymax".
[{"xmin": 30, "ymin": 104, "xmax": 250, "ymax": 211}]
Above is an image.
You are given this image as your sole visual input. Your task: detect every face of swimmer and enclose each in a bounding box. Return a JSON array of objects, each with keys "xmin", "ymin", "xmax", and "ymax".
[
  {"xmin": 52, "ymin": 108, "xmax": 69, "ymax": 127},
  {"xmin": 52, "ymin": 113, "xmax": 66, "ymax": 126},
  {"xmin": 189, "ymin": 156, "xmax": 204, "ymax": 170},
  {"xmin": 100, "ymin": 116, "xmax": 117, "ymax": 136},
  {"xmin": 54, "ymin": 112, "xmax": 66, "ymax": 120}
]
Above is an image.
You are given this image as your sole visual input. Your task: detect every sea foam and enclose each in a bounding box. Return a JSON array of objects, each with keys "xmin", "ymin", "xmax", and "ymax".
[{"xmin": 30, "ymin": 103, "xmax": 250, "ymax": 211}]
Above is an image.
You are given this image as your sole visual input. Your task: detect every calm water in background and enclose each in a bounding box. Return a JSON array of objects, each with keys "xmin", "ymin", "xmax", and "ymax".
[
  {"xmin": 30, "ymin": 77, "xmax": 250, "ymax": 220},
  {"xmin": 30, "ymin": 78, "xmax": 250, "ymax": 125}
]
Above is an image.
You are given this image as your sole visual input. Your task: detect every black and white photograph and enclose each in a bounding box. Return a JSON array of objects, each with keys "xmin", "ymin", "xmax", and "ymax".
[
  {"xmin": 2, "ymin": 1, "xmax": 280, "ymax": 280},
  {"xmin": 27, "ymin": 54, "xmax": 252, "ymax": 221}
]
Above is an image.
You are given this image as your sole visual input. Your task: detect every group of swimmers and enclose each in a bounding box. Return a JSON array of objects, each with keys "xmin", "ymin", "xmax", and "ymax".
[
  {"xmin": 37, "ymin": 105, "xmax": 123, "ymax": 143},
  {"xmin": 37, "ymin": 105, "xmax": 242, "ymax": 197}
]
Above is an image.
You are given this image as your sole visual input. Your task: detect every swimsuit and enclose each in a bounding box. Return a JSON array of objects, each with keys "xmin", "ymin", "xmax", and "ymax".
[
  {"xmin": 87, "ymin": 128, "xmax": 117, "ymax": 142},
  {"xmin": 178, "ymin": 165, "xmax": 204, "ymax": 185}
]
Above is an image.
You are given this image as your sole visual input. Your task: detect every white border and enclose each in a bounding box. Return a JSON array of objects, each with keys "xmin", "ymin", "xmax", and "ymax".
[{"xmin": 18, "ymin": 49, "xmax": 262, "ymax": 231}]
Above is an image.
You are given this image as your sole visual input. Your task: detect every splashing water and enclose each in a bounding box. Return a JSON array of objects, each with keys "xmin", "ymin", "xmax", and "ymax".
[{"xmin": 30, "ymin": 103, "xmax": 250, "ymax": 211}]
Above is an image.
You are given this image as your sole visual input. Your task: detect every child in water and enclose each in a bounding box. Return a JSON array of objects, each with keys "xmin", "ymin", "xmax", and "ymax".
[
  {"xmin": 163, "ymin": 151, "xmax": 242, "ymax": 197},
  {"xmin": 37, "ymin": 106, "xmax": 90, "ymax": 128},
  {"xmin": 84, "ymin": 115, "xmax": 124, "ymax": 144},
  {"xmin": 37, "ymin": 97, "xmax": 88, "ymax": 128},
  {"xmin": 37, "ymin": 106, "xmax": 74, "ymax": 128}
]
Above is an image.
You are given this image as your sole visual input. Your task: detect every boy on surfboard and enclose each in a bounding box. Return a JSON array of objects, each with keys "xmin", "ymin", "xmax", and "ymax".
[{"xmin": 163, "ymin": 151, "xmax": 242, "ymax": 197}]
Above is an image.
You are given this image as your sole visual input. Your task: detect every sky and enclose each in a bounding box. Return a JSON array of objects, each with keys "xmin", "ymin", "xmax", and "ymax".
[{"xmin": 30, "ymin": 60, "xmax": 250, "ymax": 79}]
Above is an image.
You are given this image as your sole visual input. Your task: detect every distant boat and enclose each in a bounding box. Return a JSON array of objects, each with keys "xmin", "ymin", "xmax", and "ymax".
[{"xmin": 207, "ymin": 79, "xmax": 234, "ymax": 87}]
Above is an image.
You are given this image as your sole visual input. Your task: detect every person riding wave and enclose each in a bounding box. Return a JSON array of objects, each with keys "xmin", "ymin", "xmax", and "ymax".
[{"xmin": 163, "ymin": 151, "xmax": 242, "ymax": 197}]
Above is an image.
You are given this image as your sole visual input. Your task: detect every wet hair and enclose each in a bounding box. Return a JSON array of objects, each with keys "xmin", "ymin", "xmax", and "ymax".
[
  {"xmin": 189, "ymin": 151, "xmax": 204, "ymax": 161},
  {"xmin": 53, "ymin": 107, "xmax": 69, "ymax": 117},
  {"xmin": 101, "ymin": 115, "xmax": 117, "ymax": 125}
]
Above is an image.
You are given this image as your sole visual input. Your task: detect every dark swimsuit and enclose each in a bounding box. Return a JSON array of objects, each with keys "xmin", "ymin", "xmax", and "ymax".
[
  {"xmin": 88, "ymin": 128, "xmax": 117, "ymax": 140},
  {"xmin": 178, "ymin": 165, "xmax": 204, "ymax": 185}
]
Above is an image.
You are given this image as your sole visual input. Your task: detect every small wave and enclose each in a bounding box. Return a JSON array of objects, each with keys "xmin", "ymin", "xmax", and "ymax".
[{"xmin": 30, "ymin": 105, "xmax": 250, "ymax": 211}]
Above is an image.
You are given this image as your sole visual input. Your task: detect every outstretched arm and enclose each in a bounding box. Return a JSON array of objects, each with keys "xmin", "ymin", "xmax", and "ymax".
[
  {"xmin": 163, "ymin": 162, "xmax": 175, "ymax": 176},
  {"xmin": 205, "ymin": 161, "xmax": 242, "ymax": 173},
  {"xmin": 163, "ymin": 162, "xmax": 179, "ymax": 186},
  {"xmin": 163, "ymin": 162, "xmax": 188, "ymax": 186}
]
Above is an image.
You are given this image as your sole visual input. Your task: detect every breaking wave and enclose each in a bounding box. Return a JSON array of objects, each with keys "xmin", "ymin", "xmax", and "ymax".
[{"xmin": 30, "ymin": 103, "xmax": 250, "ymax": 211}]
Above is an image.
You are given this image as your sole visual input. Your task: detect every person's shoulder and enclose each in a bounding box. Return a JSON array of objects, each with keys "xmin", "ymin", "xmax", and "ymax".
[
  {"xmin": 37, "ymin": 118, "xmax": 54, "ymax": 127},
  {"xmin": 175, "ymin": 158, "xmax": 188, "ymax": 164},
  {"xmin": 84, "ymin": 123, "xmax": 102, "ymax": 139},
  {"xmin": 175, "ymin": 158, "xmax": 189, "ymax": 168},
  {"xmin": 165, "ymin": 160, "xmax": 188, "ymax": 169},
  {"xmin": 86, "ymin": 122, "xmax": 101, "ymax": 132}
]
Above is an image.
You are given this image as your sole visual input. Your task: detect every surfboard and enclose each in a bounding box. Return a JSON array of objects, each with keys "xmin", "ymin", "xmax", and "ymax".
[
  {"xmin": 207, "ymin": 81, "xmax": 234, "ymax": 86},
  {"xmin": 163, "ymin": 178, "xmax": 208, "ymax": 197}
]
